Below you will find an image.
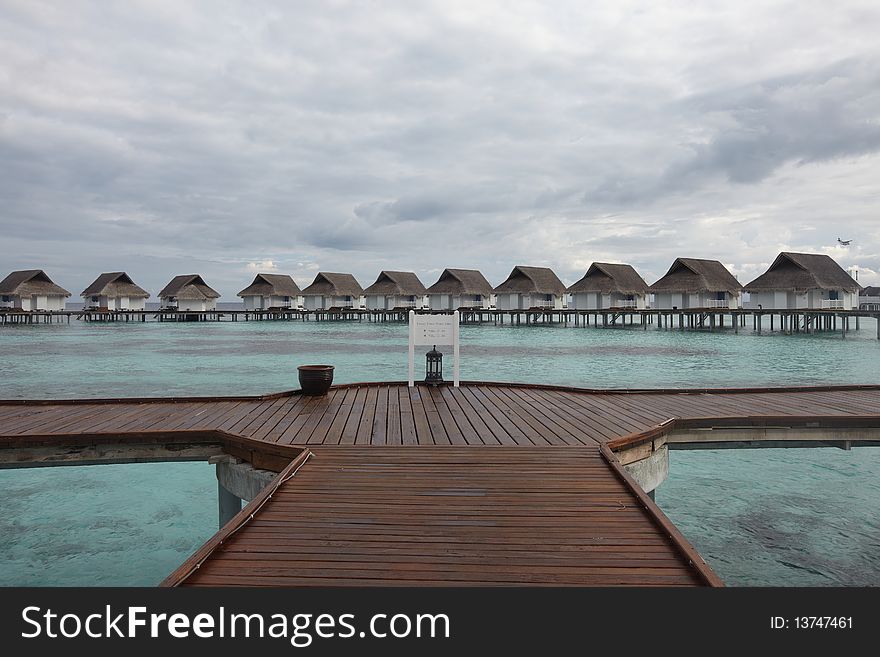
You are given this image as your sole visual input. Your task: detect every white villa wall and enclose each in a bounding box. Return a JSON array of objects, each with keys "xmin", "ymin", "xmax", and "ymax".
[
  {"xmin": 332, "ymin": 295, "xmax": 359, "ymax": 308},
  {"xmin": 653, "ymin": 291, "xmax": 740, "ymax": 310},
  {"xmin": 427, "ymin": 294, "xmax": 490, "ymax": 310},
  {"xmin": 428, "ymin": 294, "xmax": 451, "ymax": 311},
  {"xmin": 85, "ymin": 295, "xmax": 146, "ymax": 310},
  {"xmin": 303, "ymin": 295, "xmax": 361, "ymax": 310},
  {"xmin": 366, "ymin": 295, "xmax": 423, "ymax": 310},
  {"xmin": 650, "ymin": 292, "xmax": 672, "ymax": 309},
  {"xmin": 570, "ymin": 292, "xmax": 648, "ymax": 310},
  {"xmin": 749, "ymin": 289, "xmax": 855, "ymax": 310},
  {"xmin": 748, "ymin": 292, "xmax": 776, "ymax": 310},
  {"xmin": 496, "ymin": 293, "xmax": 565, "ymax": 310},
  {"xmin": 31, "ymin": 295, "xmax": 66, "ymax": 311},
  {"xmin": 243, "ymin": 295, "xmax": 298, "ymax": 310},
  {"xmin": 495, "ymin": 293, "xmax": 517, "ymax": 311},
  {"xmin": 162, "ymin": 297, "xmax": 215, "ymax": 312},
  {"xmin": 459, "ymin": 294, "xmax": 491, "ymax": 309},
  {"xmin": 570, "ymin": 292, "xmax": 598, "ymax": 310}
]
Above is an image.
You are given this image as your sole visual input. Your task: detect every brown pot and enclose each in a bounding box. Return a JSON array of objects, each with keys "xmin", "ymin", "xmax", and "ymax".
[{"xmin": 298, "ymin": 365, "xmax": 335, "ymax": 396}]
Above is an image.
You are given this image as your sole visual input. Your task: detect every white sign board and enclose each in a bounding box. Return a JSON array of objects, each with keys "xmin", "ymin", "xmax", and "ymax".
[
  {"xmin": 408, "ymin": 311, "xmax": 459, "ymax": 387},
  {"xmin": 412, "ymin": 314, "xmax": 455, "ymax": 345}
]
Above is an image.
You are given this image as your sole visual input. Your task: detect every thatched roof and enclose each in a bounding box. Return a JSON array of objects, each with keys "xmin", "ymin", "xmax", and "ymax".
[
  {"xmin": 426, "ymin": 269, "xmax": 493, "ymax": 295},
  {"xmin": 237, "ymin": 273, "xmax": 302, "ymax": 298},
  {"xmin": 862, "ymin": 286, "xmax": 880, "ymax": 296},
  {"xmin": 81, "ymin": 272, "xmax": 150, "ymax": 299},
  {"xmin": 744, "ymin": 252, "xmax": 861, "ymax": 293},
  {"xmin": 493, "ymin": 266, "xmax": 566, "ymax": 295},
  {"xmin": 301, "ymin": 272, "xmax": 364, "ymax": 297},
  {"xmin": 363, "ymin": 271, "xmax": 427, "ymax": 296},
  {"xmin": 567, "ymin": 263, "xmax": 649, "ymax": 295},
  {"xmin": 158, "ymin": 274, "xmax": 220, "ymax": 300},
  {"xmin": 648, "ymin": 258, "xmax": 742, "ymax": 294},
  {"xmin": 0, "ymin": 270, "xmax": 70, "ymax": 297}
]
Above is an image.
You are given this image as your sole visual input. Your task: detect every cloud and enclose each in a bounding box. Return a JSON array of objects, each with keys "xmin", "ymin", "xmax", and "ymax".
[
  {"xmin": 246, "ymin": 260, "xmax": 278, "ymax": 272},
  {"xmin": 0, "ymin": 1, "xmax": 878, "ymax": 296}
]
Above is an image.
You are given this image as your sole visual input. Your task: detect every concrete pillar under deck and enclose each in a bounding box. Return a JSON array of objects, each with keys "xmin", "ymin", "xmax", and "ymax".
[
  {"xmin": 218, "ymin": 481, "xmax": 242, "ymax": 528},
  {"xmin": 213, "ymin": 458, "xmax": 277, "ymax": 529},
  {"xmin": 622, "ymin": 445, "xmax": 668, "ymax": 494}
]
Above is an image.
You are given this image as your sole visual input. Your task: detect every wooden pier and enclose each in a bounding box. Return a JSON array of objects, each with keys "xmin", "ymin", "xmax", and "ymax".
[
  {"xmin": 3, "ymin": 307, "xmax": 879, "ymax": 338},
  {"xmin": 2, "ymin": 381, "xmax": 880, "ymax": 586}
]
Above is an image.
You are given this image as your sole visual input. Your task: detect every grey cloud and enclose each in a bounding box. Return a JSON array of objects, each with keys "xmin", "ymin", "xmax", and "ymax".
[
  {"xmin": 583, "ymin": 59, "xmax": 880, "ymax": 206},
  {"xmin": 1, "ymin": 1, "xmax": 879, "ymax": 295}
]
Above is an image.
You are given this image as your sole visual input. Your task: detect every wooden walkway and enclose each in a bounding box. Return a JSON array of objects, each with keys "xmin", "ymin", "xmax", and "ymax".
[
  {"xmin": 3, "ymin": 383, "xmax": 880, "ymax": 448},
  {"xmin": 166, "ymin": 447, "xmax": 709, "ymax": 586},
  {"xmin": 3, "ymin": 381, "xmax": 880, "ymax": 586}
]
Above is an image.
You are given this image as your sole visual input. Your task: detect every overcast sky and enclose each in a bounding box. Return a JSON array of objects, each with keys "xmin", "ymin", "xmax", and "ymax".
[{"xmin": 2, "ymin": 1, "xmax": 879, "ymax": 298}]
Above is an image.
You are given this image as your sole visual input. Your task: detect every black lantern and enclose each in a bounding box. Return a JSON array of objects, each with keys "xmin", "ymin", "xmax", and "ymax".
[{"xmin": 425, "ymin": 345, "xmax": 443, "ymax": 384}]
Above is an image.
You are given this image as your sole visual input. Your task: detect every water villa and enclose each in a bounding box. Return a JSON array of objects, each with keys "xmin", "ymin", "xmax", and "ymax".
[
  {"xmin": 493, "ymin": 266, "xmax": 567, "ymax": 310},
  {"xmin": 745, "ymin": 252, "xmax": 861, "ymax": 310},
  {"xmin": 363, "ymin": 271, "xmax": 427, "ymax": 310},
  {"xmin": 1, "ymin": 257, "xmax": 878, "ymax": 336},
  {"xmin": 81, "ymin": 272, "xmax": 149, "ymax": 311},
  {"xmin": 238, "ymin": 273, "xmax": 302, "ymax": 310},
  {"xmin": 861, "ymin": 286, "xmax": 880, "ymax": 311},
  {"xmin": 568, "ymin": 262, "xmax": 650, "ymax": 310},
  {"xmin": 301, "ymin": 272, "xmax": 364, "ymax": 310},
  {"xmin": 426, "ymin": 268, "xmax": 494, "ymax": 310},
  {"xmin": 158, "ymin": 275, "xmax": 220, "ymax": 311},
  {"xmin": 649, "ymin": 258, "xmax": 742, "ymax": 310},
  {"xmin": 0, "ymin": 270, "xmax": 70, "ymax": 311}
]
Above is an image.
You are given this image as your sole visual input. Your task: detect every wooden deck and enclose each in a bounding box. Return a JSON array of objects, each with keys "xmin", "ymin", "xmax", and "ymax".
[
  {"xmin": 166, "ymin": 447, "xmax": 710, "ymax": 586},
  {"xmin": 4, "ymin": 383, "xmax": 880, "ymax": 448},
  {"xmin": 3, "ymin": 381, "xmax": 880, "ymax": 586}
]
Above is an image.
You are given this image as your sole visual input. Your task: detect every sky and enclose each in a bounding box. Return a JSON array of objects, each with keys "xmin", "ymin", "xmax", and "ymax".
[{"xmin": 2, "ymin": 0, "xmax": 879, "ymax": 298}]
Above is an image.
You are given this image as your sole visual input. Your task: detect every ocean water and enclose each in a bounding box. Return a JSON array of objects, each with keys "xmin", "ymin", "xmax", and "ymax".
[{"xmin": 0, "ymin": 317, "xmax": 878, "ymax": 585}]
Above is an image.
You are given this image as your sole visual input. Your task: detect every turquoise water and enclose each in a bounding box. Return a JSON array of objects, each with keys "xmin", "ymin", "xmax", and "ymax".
[
  {"xmin": 0, "ymin": 462, "xmax": 216, "ymax": 586},
  {"xmin": 1, "ymin": 317, "xmax": 879, "ymax": 585}
]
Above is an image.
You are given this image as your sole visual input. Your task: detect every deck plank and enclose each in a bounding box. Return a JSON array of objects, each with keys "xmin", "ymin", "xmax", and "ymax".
[{"xmin": 177, "ymin": 446, "xmax": 707, "ymax": 587}]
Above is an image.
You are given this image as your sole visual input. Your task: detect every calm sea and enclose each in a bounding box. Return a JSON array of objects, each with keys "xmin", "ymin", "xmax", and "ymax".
[{"xmin": 1, "ymin": 318, "xmax": 879, "ymax": 586}]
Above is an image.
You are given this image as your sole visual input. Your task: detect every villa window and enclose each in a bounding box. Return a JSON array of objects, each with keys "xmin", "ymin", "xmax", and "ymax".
[
  {"xmin": 829, "ymin": 290, "xmax": 840, "ymax": 300},
  {"xmin": 2, "ymin": 295, "xmax": 10, "ymax": 302},
  {"xmin": 715, "ymin": 291, "xmax": 726, "ymax": 300}
]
